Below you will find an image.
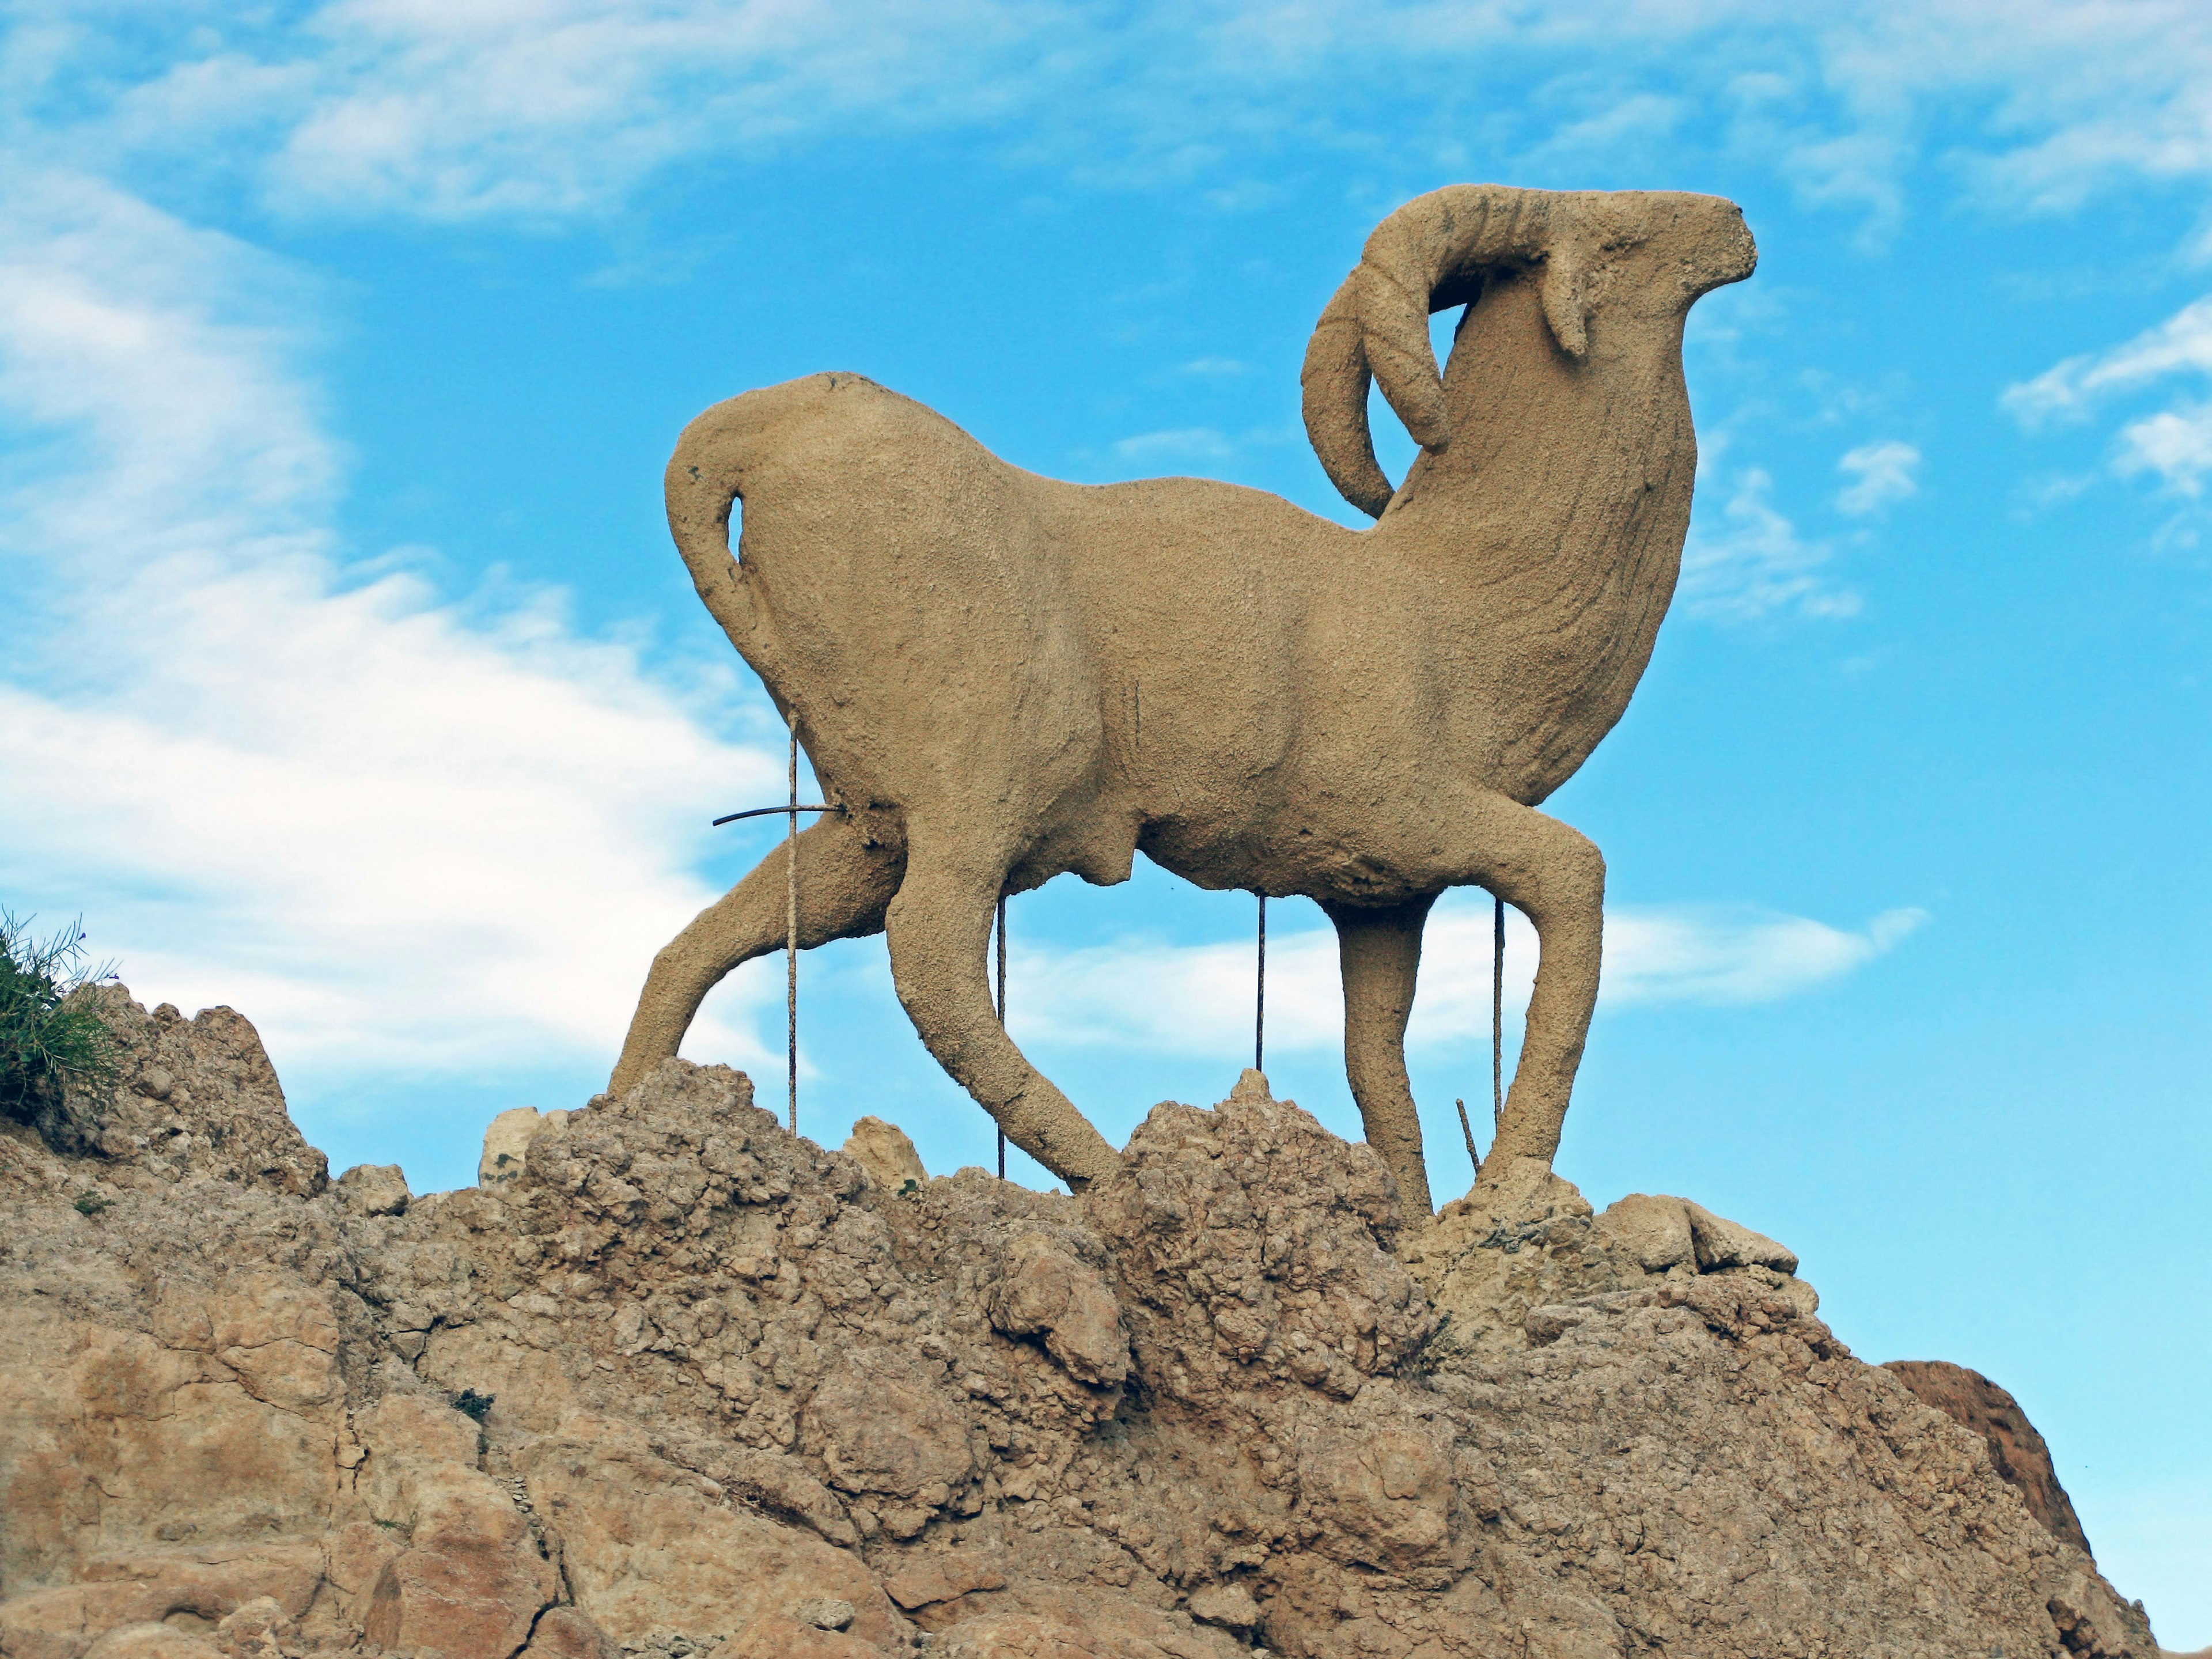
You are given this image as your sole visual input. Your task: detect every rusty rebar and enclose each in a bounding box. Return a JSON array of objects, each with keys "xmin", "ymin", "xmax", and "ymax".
[{"xmin": 1255, "ymin": 894, "xmax": 1267, "ymax": 1073}]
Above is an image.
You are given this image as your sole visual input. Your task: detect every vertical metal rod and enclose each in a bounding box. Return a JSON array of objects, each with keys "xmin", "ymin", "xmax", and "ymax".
[
  {"xmin": 786, "ymin": 725, "xmax": 799, "ymax": 1135},
  {"xmin": 995, "ymin": 895, "xmax": 1007, "ymax": 1180},
  {"xmin": 1255, "ymin": 893, "xmax": 1267, "ymax": 1073},
  {"xmin": 1492, "ymin": 893, "xmax": 1505, "ymax": 1130}
]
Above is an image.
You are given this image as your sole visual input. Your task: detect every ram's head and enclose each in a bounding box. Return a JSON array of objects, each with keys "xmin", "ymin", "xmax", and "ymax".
[{"xmin": 1301, "ymin": 184, "xmax": 1757, "ymax": 518}]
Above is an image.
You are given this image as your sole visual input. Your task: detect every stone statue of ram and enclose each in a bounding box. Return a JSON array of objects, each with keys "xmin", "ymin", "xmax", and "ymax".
[{"xmin": 609, "ymin": 184, "xmax": 1757, "ymax": 1226}]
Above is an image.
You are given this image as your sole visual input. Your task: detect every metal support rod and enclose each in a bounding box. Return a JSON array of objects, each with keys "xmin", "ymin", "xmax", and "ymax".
[
  {"xmin": 1255, "ymin": 894, "xmax": 1267, "ymax": 1073},
  {"xmin": 713, "ymin": 802, "xmax": 839, "ymax": 826},
  {"xmin": 786, "ymin": 728, "xmax": 799, "ymax": 1135},
  {"xmin": 1492, "ymin": 893, "xmax": 1505, "ymax": 1130},
  {"xmin": 995, "ymin": 895, "xmax": 1007, "ymax": 1180},
  {"xmin": 1456, "ymin": 1097, "xmax": 1480, "ymax": 1177}
]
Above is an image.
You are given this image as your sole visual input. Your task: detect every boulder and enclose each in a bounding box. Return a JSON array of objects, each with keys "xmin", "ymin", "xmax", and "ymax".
[
  {"xmin": 984, "ymin": 1233, "xmax": 1129, "ymax": 1387},
  {"xmin": 1683, "ymin": 1199, "xmax": 1800, "ymax": 1274},
  {"xmin": 1592, "ymin": 1192, "xmax": 1693, "ymax": 1272},
  {"xmin": 335, "ymin": 1164, "xmax": 410, "ymax": 1217},
  {"xmin": 840, "ymin": 1118, "xmax": 926, "ymax": 1195},
  {"xmin": 480, "ymin": 1107, "xmax": 565, "ymax": 1188}
]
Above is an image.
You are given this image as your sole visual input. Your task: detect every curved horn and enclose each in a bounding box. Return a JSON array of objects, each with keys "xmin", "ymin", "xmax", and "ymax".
[
  {"xmin": 1299, "ymin": 281, "xmax": 1395, "ymax": 519},
  {"xmin": 1301, "ymin": 185, "xmax": 1590, "ymax": 518}
]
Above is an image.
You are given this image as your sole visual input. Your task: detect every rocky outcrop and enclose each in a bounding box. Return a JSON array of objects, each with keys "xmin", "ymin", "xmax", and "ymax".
[
  {"xmin": 7, "ymin": 987, "xmax": 327, "ymax": 1194},
  {"xmin": 0, "ymin": 989, "xmax": 2166, "ymax": 1659},
  {"xmin": 1883, "ymin": 1358, "xmax": 2095, "ymax": 1558}
]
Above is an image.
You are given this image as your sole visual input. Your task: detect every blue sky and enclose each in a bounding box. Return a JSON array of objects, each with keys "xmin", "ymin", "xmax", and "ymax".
[{"xmin": 2, "ymin": 0, "xmax": 2208, "ymax": 1639}]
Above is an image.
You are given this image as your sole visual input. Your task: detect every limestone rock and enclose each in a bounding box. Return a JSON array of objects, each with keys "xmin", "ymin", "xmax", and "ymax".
[
  {"xmin": 480, "ymin": 1107, "xmax": 565, "ymax": 1189},
  {"xmin": 1184, "ymin": 1583, "xmax": 1258, "ymax": 1630},
  {"xmin": 213, "ymin": 1596, "xmax": 295, "ymax": 1659},
  {"xmin": 985, "ymin": 1233, "xmax": 1128, "ymax": 1388},
  {"xmin": 1591, "ymin": 1192, "xmax": 1692, "ymax": 1272},
  {"xmin": 363, "ymin": 1539, "xmax": 555, "ymax": 1659},
  {"xmin": 717, "ymin": 1614, "xmax": 877, "ymax": 1658},
  {"xmin": 840, "ymin": 1118, "xmax": 925, "ymax": 1196},
  {"xmin": 0, "ymin": 1000, "xmax": 2168, "ymax": 1659},
  {"xmin": 519, "ymin": 1606, "xmax": 616, "ymax": 1659},
  {"xmin": 1884, "ymin": 1357, "xmax": 2095, "ymax": 1556},
  {"xmin": 75, "ymin": 1627, "xmax": 224, "ymax": 1659},
  {"xmin": 6, "ymin": 987, "xmax": 325, "ymax": 1194},
  {"xmin": 1684, "ymin": 1198, "xmax": 1800, "ymax": 1274},
  {"xmin": 334, "ymin": 1164, "xmax": 409, "ymax": 1217}
]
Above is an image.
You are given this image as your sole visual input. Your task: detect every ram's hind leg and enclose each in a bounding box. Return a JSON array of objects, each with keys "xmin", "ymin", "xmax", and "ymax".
[
  {"xmin": 884, "ymin": 828, "xmax": 1120, "ymax": 1190},
  {"xmin": 1324, "ymin": 897, "xmax": 1438, "ymax": 1232},
  {"xmin": 609, "ymin": 816, "xmax": 902, "ymax": 1098}
]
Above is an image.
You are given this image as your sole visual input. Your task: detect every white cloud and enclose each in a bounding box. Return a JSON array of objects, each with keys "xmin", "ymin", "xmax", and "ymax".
[
  {"xmin": 0, "ymin": 172, "xmax": 785, "ymax": 1081},
  {"xmin": 1836, "ymin": 440, "xmax": 1921, "ymax": 515},
  {"xmin": 2005, "ymin": 294, "xmax": 2212, "ymax": 495},
  {"xmin": 19, "ymin": 2, "xmax": 2212, "ymax": 229},
  {"xmin": 1010, "ymin": 891, "xmax": 1925, "ymax": 1060},
  {"xmin": 1681, "ymin": 467, "xmax": 1859, "ymax": 624},
  {"xmin": 2116, "ymin": 403, "xmax": 2212, "ymax": 495},
  {"xmin": 1113, "ymin": 426, "xmax": 1234, "ymax": 463},
  {"xmin": 2003, "ymin": 296, "xmax": 2212, "ymax": 427}
]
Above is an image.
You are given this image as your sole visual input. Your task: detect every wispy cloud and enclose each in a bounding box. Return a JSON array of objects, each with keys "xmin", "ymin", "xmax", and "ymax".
[
  {"xmin": 1008, "ymin": 892, "xmax": 1925, "ymax": 1060},
  {"xmin": 0, "ymin": 172, "xmax": 783, "ymax": 1080},
  {"xmin": 18, "ymin": 3, "xmax": 2212, "ymax": 230},
  {"xmin": 1681, "ymin": 467, "xmax": 1859, "ymax": 623},
  {"xmin": 2005, "ymin": 294, "xmax": 2212, "ymax": 497},
  {"xmin": 2003, "ymin": 296, "xmax": 2212, "ymax": 427},
  {"xmin": 1836, "ymin": 440, "xmax": 1922, "ymax": 516},
  {"xmin": 1113, "ymin": 426, "xmax": 1235, "ymax": 463}
]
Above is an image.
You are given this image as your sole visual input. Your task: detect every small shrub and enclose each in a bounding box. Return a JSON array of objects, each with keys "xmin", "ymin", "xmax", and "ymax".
[
  {"xmin": 452, "ymin": 1388, "xmax": 496, "ymax": 1422},
  {"xmin": 0, "ymin": 912, "xmax": 119, "ymax": 1128},
  {"xmin": 73, "ymin": 1192, "xmax": 109, "ymax": 1217}
]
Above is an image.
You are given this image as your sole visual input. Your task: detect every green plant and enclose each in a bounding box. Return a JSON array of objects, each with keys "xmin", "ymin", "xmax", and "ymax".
[
  {"xmin": 73, "ymin": 1192, "xmax": 109, "ymax": 1217},
  {"xmin": 452, "ymin": 1388, "xmax": 495, "ymax": 1422},
  {"xmin": 0, "ymin": 911, "xmax": 118, "ymax": 1122}
]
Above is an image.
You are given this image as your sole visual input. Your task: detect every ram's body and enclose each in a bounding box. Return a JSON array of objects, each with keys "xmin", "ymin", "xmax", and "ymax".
[{"xmin": 618, "ymin": 186, "xmax": 1756, "ymax": 1219}]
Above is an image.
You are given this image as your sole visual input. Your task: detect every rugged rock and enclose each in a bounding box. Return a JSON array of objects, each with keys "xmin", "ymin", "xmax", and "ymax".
[
  {"xmin": 5, "ymin": 986, "xmax": 327, "ymax": 1194},
  {"xmin": 478, "ymin": 1112, "xmax": 565, "ymax": 1192},
  {"xmin": 0, "ymin": 988, "xmax": 2168, "ymax": 1659},
  {"xmin": 1883, "ymin": 1358, "xmax": 2095, "ymax": 1557},
  {"xmin": 840, "ymin": 1119, "xmax": 925, "ymax": 1198},
  {"xmin": 334, "ymin": 1167, "xmax": 410, "ymax": 1219}
]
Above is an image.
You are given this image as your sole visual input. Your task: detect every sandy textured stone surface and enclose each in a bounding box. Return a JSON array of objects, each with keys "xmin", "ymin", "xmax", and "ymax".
[
  {"xmin": 0, "ymin": 990, "xmax": 2168, "ymax": 1658},
  {"xmin": 612, "ymin": 187, "xmax": 1762, "ymax": 1224}
]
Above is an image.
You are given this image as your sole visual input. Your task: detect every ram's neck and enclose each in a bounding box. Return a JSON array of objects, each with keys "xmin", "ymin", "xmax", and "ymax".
[{"xmin": 1377, "ymin": 270, "xmax": 1699, "ymax": 800}]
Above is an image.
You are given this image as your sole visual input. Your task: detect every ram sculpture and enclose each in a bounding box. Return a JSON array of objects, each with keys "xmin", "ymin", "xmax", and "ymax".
[{"xmin": 610, "ymin": 184, "xmax": 1756, "ymax": 1225}]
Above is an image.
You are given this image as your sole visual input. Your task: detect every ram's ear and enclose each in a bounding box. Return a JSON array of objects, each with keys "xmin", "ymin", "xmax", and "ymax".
[{"xmin": 1537, "ymin": 248, "xmax": 1589, "ymax": 359}]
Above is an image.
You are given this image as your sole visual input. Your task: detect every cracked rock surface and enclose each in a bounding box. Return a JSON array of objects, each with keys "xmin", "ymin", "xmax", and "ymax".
[{"xmin": 0, "ymin": 990, "xmax": 2162, "ymax": 1659}]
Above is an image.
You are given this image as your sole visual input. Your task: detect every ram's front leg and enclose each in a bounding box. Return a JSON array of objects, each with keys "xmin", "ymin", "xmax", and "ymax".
[{"xmin": 884, "ymin": 826, "xmax": 1121, "ymax": 1190}]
